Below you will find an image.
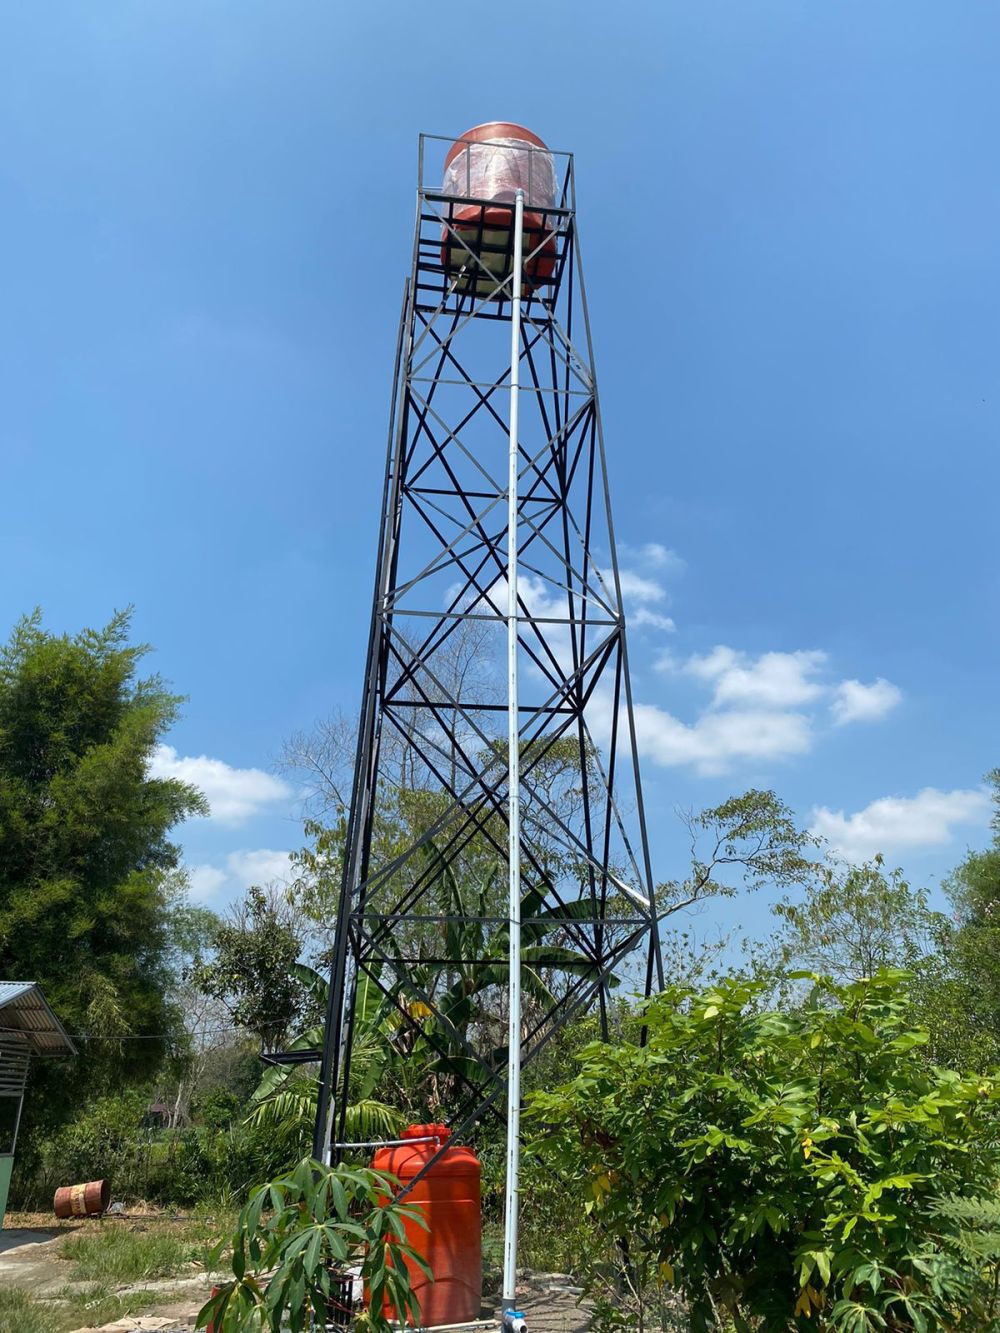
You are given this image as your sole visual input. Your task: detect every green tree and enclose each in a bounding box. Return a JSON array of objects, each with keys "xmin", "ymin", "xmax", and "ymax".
[
  {"xmin": 193, "ymin": 884, "xmax": 319, "ymax": 1053},
  {"xmin": 931, "ymin": 769, "xmax": 1000, "ymax": 1070},
  {"xmin": 529, "ymin": 970, "xmax": 1000, "ymax": 1331},
  {"xmin": 0, "ymin": 609, "xmax": 206, "ymax": 1114},
  {"xmin": 660, "ymin": 788, "xmax": 820, "ymax": 917},
  {"xmin": 768, "ymin": 858, "xmax": 938, "ymax": 985}
]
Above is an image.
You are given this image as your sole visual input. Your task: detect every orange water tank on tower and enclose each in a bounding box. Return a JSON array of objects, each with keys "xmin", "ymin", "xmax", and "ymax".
[
  {"xmin": 373, "ymin": 1123, "xmax": 482, "ymax": 1327},
  {"xmin": 441, "ymin": 121, "xmax": 557, "ymax": 294}
]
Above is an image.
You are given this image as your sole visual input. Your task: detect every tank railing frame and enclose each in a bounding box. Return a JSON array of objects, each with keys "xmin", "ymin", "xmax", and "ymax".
[
  {"xmin": 334, "ymin": 1135, "xmax": 443, "ymax": 1151},
  {"xmin": 420, "ymin": 193, "xmax": 574, "ymax": 304},
  {"xmin": 409, "ymin": 209, "xmax": 568, "ymax": 358},
  {"xmin": 421, "ymin": 196, "xmax": 571, "ymax": 272},
  {"xmin": 411, "ymin": 232, "xmax": 572, "ymax": 333},
  {"xmin": 427, "ymin": 200, "xmax": 568, "ymax": 286},
  {"xmin": 413, "ymin": 197, "xmax": 574, "ymax": 330},
  {"xmin": 421, "ymin": 189, "xmax": 575, "ymax": 220},
  {"xmin": 417, "ymin": 131, "xmax": 575, "ymax": 217}
]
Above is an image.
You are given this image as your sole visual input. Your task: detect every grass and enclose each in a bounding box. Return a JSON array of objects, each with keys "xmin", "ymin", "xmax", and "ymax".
[
  {"xmin": 0, "ymin": 1289, "xmax": 52, "ymax": 1333},
  {"xmin": 0, "ymin": 1284, "xmax": 177, "ymax": 1333},
  {"xmin": 58, "ymin": 1217, "xmax": 222, "ymax": 1284},
  {"xmin": 0, "ymin": 1214, "xmax": 234, "ymax": 1332},
  {"xmin": 56, "ymin": 1283, "xmax": 186, "ymax": 1329}
]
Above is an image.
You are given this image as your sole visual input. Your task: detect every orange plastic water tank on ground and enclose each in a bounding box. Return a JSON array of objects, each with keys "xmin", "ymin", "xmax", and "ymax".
[
  {"xmin": 440, "ymin": 121, "xmax": 557, "ymax": 294},
  {"xmin": 373, "ymin": 1123, "xmax": 482, "ymax": 1327}
]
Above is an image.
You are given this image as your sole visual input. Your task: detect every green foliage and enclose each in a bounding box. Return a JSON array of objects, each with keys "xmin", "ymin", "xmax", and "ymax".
[
  {"xmin": 147, "ymin": 1121, "xmax": 296, "ymax": 1207},
  {"xmin": 0, "ymin": 609, "xmax": 206, "ymax": 1123},
  {"xmin": 927, "ymin": 1192, "xmax": 1000, "ymax": 1322},
  {"xmin": 196, "ymin": 1087, "xmax": 245, "ymax": 1131},
  {"xmin": 932, "ymin": 769, "xmax": 1000, "ymax": 1070},
  {"xmin": 17, "ymin": 1090, "xmax": 295, "ymax": 1210},
  {"xmin": 193, "ymin": 885, "xmax": 318, "ymax": 1052},
  {"xmin": 198, "ymin": 1157, "xmax": 430, "ymax": 1332},
  {"xmin": 769, "ymin": 858, "xmax": 939, "ymax": 984},
  {"xmin": 658, "ymin": 789, "xmax": 819, "ymax": 917},
  {"xmin": 20, "ymin": 1090, "xmax": 154, "ymax": 1209},
  {"xmin": 387, "ymin": 840, "xmax": 605, "ymax": 1100},
  {"xmin": 528, "ymin": 969, "xmax": 1000, "ymax": 1330},
  {"xmin": 246, "ymin": 962, "xmax": 404, "ymax": 1151}
]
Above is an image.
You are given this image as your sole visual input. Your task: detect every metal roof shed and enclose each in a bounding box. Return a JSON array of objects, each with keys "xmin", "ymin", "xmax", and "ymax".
[{"xmin": 0, "ymin": 982, "xmax": 76, "ymax": 1223}]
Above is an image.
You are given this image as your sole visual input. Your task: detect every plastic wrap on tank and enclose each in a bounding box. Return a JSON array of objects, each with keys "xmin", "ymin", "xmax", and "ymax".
[{"xmin": 442, "ymin": 136, "xmax": 557, "ymax": 210}]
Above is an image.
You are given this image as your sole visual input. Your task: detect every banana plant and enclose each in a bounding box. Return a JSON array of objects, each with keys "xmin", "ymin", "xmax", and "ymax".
[
  {"xmin": 245, "ymin": 961, "xmax": 404, "ymax": 1148},
  {"xmin": 385, "ymin": 840, "xmax": 608, "ymax": 1092}
]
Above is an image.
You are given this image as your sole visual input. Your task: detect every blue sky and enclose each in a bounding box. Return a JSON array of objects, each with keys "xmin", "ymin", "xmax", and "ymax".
[{"xmin": 2, "ymin": 2, "xmax": 998, "ymax": 947}]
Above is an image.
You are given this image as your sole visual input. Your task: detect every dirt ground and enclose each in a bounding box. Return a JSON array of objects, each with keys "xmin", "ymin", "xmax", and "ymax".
[
  {"xmin": 0, "ymin": 1218, "xmax": 590, "ymax": 1332},
  {"xmin": 0, "ymin": 1225, "xmax": 84, "ymax": 1296},
  {"xmin": 0, "ymin": 1224, "xmax": 219, "ymax": 1331},
  {"xmin": 484, "ymin": 1276, "xmax": 591, "ymax": 1332}
]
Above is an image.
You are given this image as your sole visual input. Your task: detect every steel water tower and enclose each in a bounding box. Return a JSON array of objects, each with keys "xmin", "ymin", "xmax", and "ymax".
[{"xmin": 314, "ymin": 124, "xmax": 664, "ymax": 1330}]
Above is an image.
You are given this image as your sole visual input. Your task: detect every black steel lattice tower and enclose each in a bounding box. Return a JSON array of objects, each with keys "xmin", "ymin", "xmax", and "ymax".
[{"xmin": 314, "ymin": 130, "xmax": 664, "ymax": 1192}]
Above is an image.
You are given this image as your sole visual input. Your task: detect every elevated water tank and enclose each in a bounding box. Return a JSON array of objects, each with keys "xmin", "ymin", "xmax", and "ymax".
[
  {"xmin": 441, "ymin": 121, "xmax": 557, "ymax": 294},
  {"xmin": 373, "ymin": 1123, "xmax": 482, "ymax": 1326}
]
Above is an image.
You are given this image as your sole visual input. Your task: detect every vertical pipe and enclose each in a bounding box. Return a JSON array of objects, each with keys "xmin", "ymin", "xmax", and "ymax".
[{"xmin": 502, "ymin": 189, "xmax": 525, "ymax": 1316}]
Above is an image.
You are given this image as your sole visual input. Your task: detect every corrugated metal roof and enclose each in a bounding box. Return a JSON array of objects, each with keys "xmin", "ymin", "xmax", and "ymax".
[{"xmin": 0, "ymin": 982, "xmax": 77, "ymax": 1057}]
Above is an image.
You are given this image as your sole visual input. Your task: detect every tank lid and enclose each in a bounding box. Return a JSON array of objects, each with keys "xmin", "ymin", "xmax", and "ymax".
[
  {"xmin": 403, "ymin": 1122, "xmax": 451, "ymax": 1142},
  {"xmin": 444, "ymin": 122, "xmax": 549, "ymax": 171}
]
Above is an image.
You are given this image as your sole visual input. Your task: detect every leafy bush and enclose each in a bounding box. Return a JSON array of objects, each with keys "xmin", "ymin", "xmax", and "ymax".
[
  {"xmin": 16, "ymin": 1091, "xmax": 297, "ymax": 1210},
  {"xmin": 195, "ymin": 1088, "xmax": 244, "ymax": 1131},
  {"xmin": 145, "ymin": 1121, "xmax": 298, "ymax": 1207},
  {"xmin": 21, "ymin": 1090, "xmax": 154, "ymax": 1208},
  {"xmin": 199, "ymin": 1157, "xmax": 429, "ymax": 1332},
  {"xmin": 529, "ymin": 970, "xmax": 1000, "ymax": 1330}
]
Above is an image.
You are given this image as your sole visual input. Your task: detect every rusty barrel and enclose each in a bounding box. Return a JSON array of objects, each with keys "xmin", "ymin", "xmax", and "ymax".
[{"xmin": 53, "ymin": 1178, "xmax": 111, "ymax": 1218}]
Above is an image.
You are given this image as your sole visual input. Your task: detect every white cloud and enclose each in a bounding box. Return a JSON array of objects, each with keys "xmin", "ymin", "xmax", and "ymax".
[
  {"xmin": 226, "ymin": 848, "xmax": 294, "ymax": 885},
  {"xmin": 831, "ymin": 677, "xmax": 903, "ymax": 726},
  {"xmin": 630, "ymin": 701, "xmax": 813, "ymax": 777},
  {"xmin": 810, "ymin": 787, "xmax": 990, "ymax": 862},
  {"xmin": 625, "ymin": 642, "xmax": 902, "ymax": 776},
  {"xmin": 639, "ymin": 543, "xmax": 686, "ymax": 575},
  {"xmin": 186, "ymin": 848, "xmax": 295, "ymax": 904},
  {"xmin": 619, "ymin": 541, "xmax": 686, "ymax": 577},
  {"xmin": 150, "ymin": 744, "xmax": 292, "ymax": 825},
  {"xmin": 681, "ymin": 646, "xmax": 828, "ymax": 710},
  {"xmin": 631, "ymin": 607, "xmax": 676, "ymax": 632},
  {"xmin": 188, "ymin": 864, "xmax": 228, "ymax": 903},
  {"xmin": 617, "ymin": 569, "xmax": 667, "ymax": 603}
]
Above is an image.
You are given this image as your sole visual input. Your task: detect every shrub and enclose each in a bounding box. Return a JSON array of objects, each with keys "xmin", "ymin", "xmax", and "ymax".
[
  {"xmin": 16, "ymin": 1091, "xmax": 297, "ymax": 1211},
  {"xmin": 195, "ymin": 1088, "xmax": 244, "ymax": 1131},
  {"xmin": 146, "ymin": 1122, "xmax": 297, "ymax": 1207},
  {"xmin": 529, "ymin": 970, "xmax": 1000, "ymax": 1330},
  {"xmin": 20, "ymin": 1090, "xmax": 154, "ymax": 1209},
  {"xmin": 198, "ymin": 1157, "xmax": 430, "ymax": 1332}
]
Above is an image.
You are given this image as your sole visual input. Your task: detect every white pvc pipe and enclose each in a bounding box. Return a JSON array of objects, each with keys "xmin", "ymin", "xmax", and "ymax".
[{"xmin": 502, "ymin": 189, "xmax": 525, "ymax": 1317}]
